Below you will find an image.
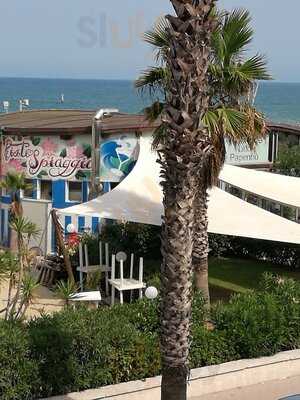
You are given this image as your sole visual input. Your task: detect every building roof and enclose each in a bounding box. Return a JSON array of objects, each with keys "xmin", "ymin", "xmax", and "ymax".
[
  {"xmin": 60, "ymin": 135, "xmax": 300, "ymax": 245},
  {"xmin": 268, "ymin": 121, "xmax": 300, "ymax": 136},
  {"xmin": 0, "ymin": 109, "xmax": 159, "ymax": 135},
  {"xmin": 1, "ymin": 109, "xmax": 299, "ymax": 137}
]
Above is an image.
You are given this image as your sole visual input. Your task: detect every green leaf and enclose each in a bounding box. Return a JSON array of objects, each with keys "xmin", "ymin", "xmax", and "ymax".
[
  {"xmin": 75, "ymin": 171, "xmax": 86, "ymax": 180},
  {"xmin": 37, "ymin": 171, "xmax": 48, "ymax": 179},
  {"xmin": 60, "ymin": 149, "xmax": 67, "ymax": 158},
  {"xmin": 83, "ymin": 145, "xmax": 92, "ymax": 159},
  {"xmin": 30, "ymin": 137, "xmax": 41, "ymax": 146}
]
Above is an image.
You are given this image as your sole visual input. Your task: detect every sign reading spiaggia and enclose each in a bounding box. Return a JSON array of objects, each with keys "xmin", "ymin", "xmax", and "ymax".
[{"xmin": 2, "ymin": 136, "xmax": 92, "ymax": 181}]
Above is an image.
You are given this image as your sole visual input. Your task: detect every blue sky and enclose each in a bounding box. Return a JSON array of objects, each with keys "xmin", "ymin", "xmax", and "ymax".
[{"xmin": 0, "ymin": 0, "xmax": 299, "ymax": 81}]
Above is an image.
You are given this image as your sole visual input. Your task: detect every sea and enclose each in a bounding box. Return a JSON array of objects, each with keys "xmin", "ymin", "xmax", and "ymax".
[{"xmin": 0, "ymin": 77, "xmax": 300, "ymax": 125}]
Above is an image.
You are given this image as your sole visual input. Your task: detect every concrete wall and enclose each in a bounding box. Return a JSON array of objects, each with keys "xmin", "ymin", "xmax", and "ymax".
[{"xmin": 42, "ymin": 349, "xmax": 300, "ymax": 400}]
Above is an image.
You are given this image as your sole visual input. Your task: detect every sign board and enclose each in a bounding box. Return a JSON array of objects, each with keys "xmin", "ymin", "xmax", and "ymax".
[
  {"xmin": 99, "ymin": 133, "xmax": 139, "ymax": 182},
  {"xmin": 2, "ymin": 136, "xmax": 92, "ymax": 181},
  {"xmin": 225, "ymin": 137, "xmax": 270, "ymax": 165}
]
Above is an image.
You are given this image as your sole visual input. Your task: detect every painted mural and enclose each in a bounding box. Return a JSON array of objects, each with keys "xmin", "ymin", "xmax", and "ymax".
[
  {"xmin": 100, "ymin": 134, "xmax": 139, "ymax": 182},
  {"xmin": 2, "ymin": 136, "xmax": 92, "ymax": 181}
]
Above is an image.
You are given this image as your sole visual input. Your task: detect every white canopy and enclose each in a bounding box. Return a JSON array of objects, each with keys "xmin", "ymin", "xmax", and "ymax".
[
  {"xmin": 60, "ymin": 135, "xmax": 300, "ymax": 245},
  {"xmin": 220, "ymin": 164, "xmax": 300, "ymax": 208}
]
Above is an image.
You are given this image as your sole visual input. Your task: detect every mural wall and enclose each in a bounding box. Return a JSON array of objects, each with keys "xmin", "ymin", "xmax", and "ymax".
[
  {"xmin": 2, "ymin": 135, "xmax": 92, "ymax": 181},
  {"xmin": 99, "ymin": 133, "xmax": 139, "ymax": 182}
]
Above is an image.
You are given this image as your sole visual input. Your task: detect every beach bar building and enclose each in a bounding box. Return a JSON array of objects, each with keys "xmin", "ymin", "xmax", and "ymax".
[
  {"xmin": 1, "ymin": 108, "xmax": 299, "ymax": 254},
  {"xmin": 0, "ymin": 109, "xmax": 155, "ymax": 253}
]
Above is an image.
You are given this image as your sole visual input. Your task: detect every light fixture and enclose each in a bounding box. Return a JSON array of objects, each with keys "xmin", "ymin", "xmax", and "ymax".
[
  {"xmin": 145, "ymin": 286, "xmax": 158, "ymax": 300},
  {"xmin": 116, "ymin": 251, "xmax": 127, "ymax": 262},
  {"xmin": 66, "ymin": 223, "xmax": 76, "ymax": 234}
]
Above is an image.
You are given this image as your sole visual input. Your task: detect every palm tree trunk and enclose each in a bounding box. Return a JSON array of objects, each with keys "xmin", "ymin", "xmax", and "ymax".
[
  {"xmin": 4, "ymin": 272, "xmax": 14, "ymax": 320},
  {"xmin": 9, "ymin": 236, "xmax": 24, "ymax": 319},
  {"xmin": 193, "ymin": 189, "xmax": 210, "ymax": 308},
  {"xmin": 160, "ymin": 160, "xmax": 196, "ymax": 400},
  {"xmin": 161, "ymin": 1, "xmax": 216, "ymax": 399}
]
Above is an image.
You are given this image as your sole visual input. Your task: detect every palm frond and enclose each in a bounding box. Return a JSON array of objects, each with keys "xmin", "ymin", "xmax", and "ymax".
[
  {"xmin": 144, "ymin": 101, "xmax": 164, "ymax": 122},
  {"xmin": 235, "ymin": 54, "xmax": 272, "ymax": 82},
  {"xmin": 222, "ymin": 8, "xmax": 253, "ymax": 62},
  {"xmin": 10, "ymin": 216, "xmax": 40, "ymax": 239},
  {"xmin": 1, "ymin": 171, "xmax": 30, "ymax": 192},
  {"xmin": 143, "ymin": 17, "xmax": 170, "ymax": 62},
  {"xmin": 152, "ymin": 124, "xmax": 167, "ymax": 150},
  {"xmin": 135, "ymin": 67, "xmax": 169, "ymax": 96}
]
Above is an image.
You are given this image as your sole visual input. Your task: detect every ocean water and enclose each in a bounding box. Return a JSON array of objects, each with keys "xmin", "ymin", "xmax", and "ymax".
[{"xmin": 0, "ymin": 77, "xmax": 300, "ymax": 124}]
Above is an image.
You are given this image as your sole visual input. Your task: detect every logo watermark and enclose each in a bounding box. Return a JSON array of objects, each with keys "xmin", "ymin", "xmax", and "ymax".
[{"xmin": 77, "ymin": 11, "xmax": 148, "ymax": 49}]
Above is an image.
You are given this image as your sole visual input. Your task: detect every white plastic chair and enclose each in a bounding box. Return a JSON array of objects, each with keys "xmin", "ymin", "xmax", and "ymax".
[
  {"xmin": 109, "ymin": 253, "xmax": 146, "ymax": 305},
  {"xmin": 76, "ymin": 241, "xmax": 111, "ymax": 294},
  {"xmin": 69, "ymin": 291, "xmax": 102, "ymax": 308}
]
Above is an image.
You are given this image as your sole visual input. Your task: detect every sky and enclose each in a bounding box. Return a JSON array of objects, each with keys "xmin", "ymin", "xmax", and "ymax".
[{"xmin": 0, "ymin": 0, "xmax": 299, "ymax": 82}]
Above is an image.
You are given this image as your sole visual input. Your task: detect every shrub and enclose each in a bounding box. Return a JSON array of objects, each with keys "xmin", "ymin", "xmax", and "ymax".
[
  {"xmin": 190, "ymin": 325, "xmax": 237, "ymax": 368},
  {"xmin": 1, "ymin": 275, "xmax": 300, "ymax": 399},
  {"xmin": 214, "ymin": 292, "xmax": 289, "ymax": 358},
  {"xmin": 100, "ymin": 222, "xmax": 161, "ymax": 259},
  {"xmin": 0, "ymin": 321, "xmax": 40, "ymax": 400},
  {"xmin": 110, "ymin": 298, "xmax": 160, "ymax": 335},
  {"xmin": 28, "ymin": 305, "xmax": 160, "ymax": 397}
]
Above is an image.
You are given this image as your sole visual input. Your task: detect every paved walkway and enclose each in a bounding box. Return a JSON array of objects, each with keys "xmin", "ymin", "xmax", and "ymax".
[{"xmin": 198, "ymin": 376, "xmax": 300, "ymax": 400}]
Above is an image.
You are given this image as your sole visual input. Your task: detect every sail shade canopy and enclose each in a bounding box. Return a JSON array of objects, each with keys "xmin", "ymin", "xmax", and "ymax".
[{"xmin": 59, "ymin": 136, "xmax": 300, "ymax": 245}]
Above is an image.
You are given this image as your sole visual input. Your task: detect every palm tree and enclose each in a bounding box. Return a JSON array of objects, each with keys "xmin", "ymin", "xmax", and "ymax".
[
  {"xmin": 136, "ymin": 8, "xmax": 271, "ymax": 308},
  {"xmin": 0, "ymin": 171, "xmax": 32, "ymax": 252},
  {"xmin": 7, "ymin": 216, "xmax": 40, "ymax": 320},
  {"xmin": 55, "ymin": 279, "xmax": 78, "ymax": 307},
  {"xmin": 0, "ymin": 171, "xmax": 31, "ymax": 218},
  {"xmin": 159, "ymin": 1, "xmax": 216, "ymax": 399}
]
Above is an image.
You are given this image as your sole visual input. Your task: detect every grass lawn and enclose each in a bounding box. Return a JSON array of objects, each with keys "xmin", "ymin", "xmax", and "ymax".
[
  {"xmin": 209, "ymin": 256, "xmax": 300, "ymax": 298},
  {"xmin": 145, "ymin": 257, "xmax": 300, "ymax": 302}
]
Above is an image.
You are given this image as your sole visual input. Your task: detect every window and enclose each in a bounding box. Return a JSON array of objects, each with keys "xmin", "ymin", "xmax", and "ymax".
[
  {"xmin": 67, "ymin": 181, "xmax": 82, "ymax": 202},
  {"xmin": 40, "ymin": 180, "xmax": 52, "ymax": 201},
  {"xmin": 23, "ymin": 179, "xmax": 34, "ymax": 198}
]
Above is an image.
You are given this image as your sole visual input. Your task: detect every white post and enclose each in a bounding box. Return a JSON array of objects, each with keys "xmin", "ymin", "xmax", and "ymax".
[
  {"xmin": 280, "ymin": 205, "xmax": 284, "ymax": 217},
  {"xmin": 79, "ymin": 243, "xmax": 84, "ymax": 292},
  {"xmin": 105, "ymin": 243, "xmax": 109, "ymax": 267},
  {"xmin": 139, "ymin": 258, "xmax": 143, "ymax": 300},
  {"xmin": 119, "ymin": 259, "xmax": 124, "ymax": 305},
  {"xmin": 130, "ymin": 254, "xmax": 134, "ymax": 302},
  {"xmin": 139, "ymin": 257, "xmax": 143, "ymax": 283},
  {"xmin": 111, "ymin": 255, "xmax": 116, "ymax": 306},
  {"xmin": 130, "ymin": 254, "xmax": 134, "ymax": 279},
  {"xmin": 99, "ymin": 241, "xmax": 103, "ymax": 266},
  {"xmin": 111, "ymin": 254, "xmax": 115, "ymax": 280},
  {"xmin": 84, "ymin": 244, "xmax": 89, "ymax": 267},
  {"xmin": 120, "ymin": 260, "xmax": 124, "ymax": 287}
]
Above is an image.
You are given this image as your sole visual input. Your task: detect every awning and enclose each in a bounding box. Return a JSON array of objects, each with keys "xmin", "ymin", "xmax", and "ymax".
[
  {"xmin": 220, "ymin": 164, "xmax": 300, "ymax": 208},
  {"xmin": 59, "ymin": 135, "xmax": 300, "ymax": 245}
]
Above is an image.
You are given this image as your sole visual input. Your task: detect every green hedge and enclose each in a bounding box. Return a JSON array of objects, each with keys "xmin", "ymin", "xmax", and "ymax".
[
  {"xmin": 0, "ymin": 322, "xmax": 40, "ymax": 400},
  {"xmin": 209, "ymin": 234, "xmax": 300, "ymax": 269},
  {"xmin": 0, "ymin": 274, "xmax": 299, "ymax": 399},
  {"xmin": 28, "ymin": 305, "xmax": 161, "ymax": 398}
]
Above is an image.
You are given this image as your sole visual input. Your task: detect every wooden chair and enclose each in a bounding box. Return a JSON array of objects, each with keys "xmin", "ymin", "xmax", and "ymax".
[
  {"xmin": 76, "ymin": 241, "xmax": 111, "ymax": 294},
  {"xmin": 109, "ymin": 253, "xmax": 146, "ymax": 305}
]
